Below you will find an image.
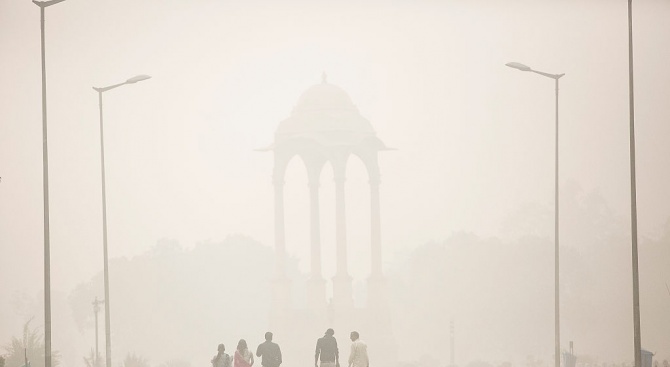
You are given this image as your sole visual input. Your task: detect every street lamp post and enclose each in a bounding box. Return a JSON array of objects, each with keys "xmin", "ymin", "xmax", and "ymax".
[
  {"xmin": 92, "ymin": 297, "xmax": 104, "ymax": 367},
  {"xmin": 32, "ymin": 2, "xmax": 69, "ymax": 367},
  {"xmin": 93, "ymin": 75, "xmax": 151, "ymax": 367},
  {"xmin": 626, "ymin": 1, "xmax": 642, "ymax": 366},
  {"xmin": 506, "ymin": 62, "xmax": 564, "ymax": 367}
]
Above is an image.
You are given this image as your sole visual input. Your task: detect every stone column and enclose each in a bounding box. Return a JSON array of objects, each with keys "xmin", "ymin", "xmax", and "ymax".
[
  {"xmin": 370, "ymin": 176, "xmax": 382, "ymax": 277},
  {"xmin": 309, "ymin": 181, "xmax": 322, "ymax": 278},
  {"xmin": 274, "ymin": 180, "xmax": 286, "ymax": 277},
  {"xmin": 367, "ymin": 169, "xmax": 387, "ymax": 311},
  {"xmin": 332, "ymin": 165, "xmax": 353, "ymax": 310},
  {"xmin": 335, "ymin": 176, "xmax": 348, "ymax": 276},
  {"xmin": 307, "ymin": 178, "xmax": 326, "ymax": 311}
]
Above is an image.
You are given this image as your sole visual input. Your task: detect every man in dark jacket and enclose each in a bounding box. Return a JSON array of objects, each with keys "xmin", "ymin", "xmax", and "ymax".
[
  {"xmin": 256, "ymin": 332, "xmax": 282, "ymax": 367},
  {"xmin": 315, "ymin": 328, "xmax": 339, "ymax": 367}
]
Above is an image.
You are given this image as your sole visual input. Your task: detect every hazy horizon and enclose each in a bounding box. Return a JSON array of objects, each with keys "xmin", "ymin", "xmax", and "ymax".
[{"xmin": 1, "ymin": 1, "xmax": 670, "ymax": 367}]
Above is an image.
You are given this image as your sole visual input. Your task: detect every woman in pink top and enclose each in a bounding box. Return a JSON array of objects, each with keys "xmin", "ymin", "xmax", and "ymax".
[{"xmin": 234, "ymin": 339, "xmax": 254, "ymax": 367}]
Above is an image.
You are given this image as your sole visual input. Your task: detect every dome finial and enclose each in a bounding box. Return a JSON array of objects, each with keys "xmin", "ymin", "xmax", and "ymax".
[{"xmin": 321, "ymin": 71, "xmax": 327, "ymax": 84}]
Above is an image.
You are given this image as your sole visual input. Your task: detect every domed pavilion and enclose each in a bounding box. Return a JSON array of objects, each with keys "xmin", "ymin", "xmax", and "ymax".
[{"xmin": 261, "ymin": 73, "xmax": 391, "ymax": 313}]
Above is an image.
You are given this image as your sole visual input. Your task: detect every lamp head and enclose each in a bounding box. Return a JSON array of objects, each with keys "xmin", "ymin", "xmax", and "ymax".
[
  {"xmin": 126, "ymin": 75, "xmax": 151, "ymax": 84},
  {"xmin": 33, "ymin": 0, "xmax": 68, "ymax": 8},
  {"xmin": 505, "ymin": 62, "xmax": 532, "ymax": 72}
]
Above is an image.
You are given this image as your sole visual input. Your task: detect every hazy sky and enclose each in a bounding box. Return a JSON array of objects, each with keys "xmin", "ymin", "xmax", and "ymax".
[{"xmin": 1, "ymin": 0, "xmax": 669, "ymax": 334}]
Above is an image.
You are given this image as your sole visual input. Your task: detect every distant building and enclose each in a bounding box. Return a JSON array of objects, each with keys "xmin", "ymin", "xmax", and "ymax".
[{"xmin": 260, "ymin": 74, "xmax": 395, "ymax": 365}]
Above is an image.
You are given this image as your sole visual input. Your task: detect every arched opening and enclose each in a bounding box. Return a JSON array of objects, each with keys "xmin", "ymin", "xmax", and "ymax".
[
  {"xmin": 282, "ymin": 153, "xmax": 310, "ymax": 307},
  {"xmin": 319, "ymin": 160, "xmax": 336, "ymax": 301},
  {"xmin": 345, "ymin": 153, "xmax": 372, "ymax": 307}
]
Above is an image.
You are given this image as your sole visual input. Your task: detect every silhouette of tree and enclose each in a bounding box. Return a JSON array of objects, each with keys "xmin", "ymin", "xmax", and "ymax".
[
  {"xmin": 68, "ymin": 235, "xmax": 303, "ymax": 365},
  {"xmin": 157, "ymin": 359, "xmax": 190, "ymax": 367},
  {"xmin": 2, "ymin": 319, "xmax": 60, "ymax": 367},
  {"xmin": 467, "ymin": 360, "xmax": 494, "ymax": 367},
  {"xmin": 123, "ymin": 353, "xmax": 149, "ymax": 367},
  {"xmin": 526, "ymin": 355, "xmax": 544, "ymax": 367},
  {"xmin": 82, "ymin": 348, "xmax": 101, "ymax": 367},
  {"xmin": 387, "ymin": 186, "xmax": 667, "ymax": 364}
]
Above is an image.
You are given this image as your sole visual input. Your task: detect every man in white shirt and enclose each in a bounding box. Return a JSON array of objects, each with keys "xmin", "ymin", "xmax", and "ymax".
[{"xmin": 347, "ymin": 331, "xmax": 369, "ymax": 367}]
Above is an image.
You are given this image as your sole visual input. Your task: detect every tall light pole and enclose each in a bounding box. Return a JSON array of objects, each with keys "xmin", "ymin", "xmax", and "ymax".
[
  {"xmin": 506, "ymin": 61, "xmax": 564, "ymax": 367},
  {"xmin": 93, "ymin": 74, "xmax": 151, "ymax": 367},
  {"xmin": 32, "ymin": 2, "xmax": 69, "ymax": 367},
  {"xmin": 626, "ymin": 1, "xmax": 642, "ymax": 366},
  {"xmin": 92, "ymin": 297, "xmax": 104, "ymax": 367}
]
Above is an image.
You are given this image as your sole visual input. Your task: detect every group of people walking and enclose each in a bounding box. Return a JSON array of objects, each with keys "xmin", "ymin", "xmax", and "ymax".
[
  {"xmin": 314, "ymin": 329, "xmax": 369, "ymax": 367},
  {"xmin": 211, "ymin": 329, "xmax": 369, "ymax": 367},
  {"xmin": 212, "ymin": 332, "xmax": 281, "ymax": 367}
]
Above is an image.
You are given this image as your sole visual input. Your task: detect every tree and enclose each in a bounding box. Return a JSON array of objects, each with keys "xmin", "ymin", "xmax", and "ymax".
[
  {"xmin": 122, "ymin": 353, "xmax": 149, "ymax": 367},
  {"xmin": 467, "ymin": 361, "xmax": 494, "ymax": 367},
  {"xmin": 83, "ymin": 349, "xmax": 101, "ymax": 367},
  {"xmin": 68, "ymin": 235, "xmax": 289, "ymax": 364},
  {"xmin": 2, "ymin": 319, "xmax": 60, "ymax": 367},
  {"xmin": 157, "ymin": 360, "xmax": 190, "ymax": 367}
]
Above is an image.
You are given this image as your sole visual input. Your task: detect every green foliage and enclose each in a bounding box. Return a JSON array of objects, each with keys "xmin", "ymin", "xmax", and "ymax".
[{"xmin": 2, "ymin": 319, "xmax": 60, "ymax": 367}]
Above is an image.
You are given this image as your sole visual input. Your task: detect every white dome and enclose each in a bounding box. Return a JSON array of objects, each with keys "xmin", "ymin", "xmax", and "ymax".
[{"xmin": 276, "ymin": 78, "xmax": 375, "ymax": 136}]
